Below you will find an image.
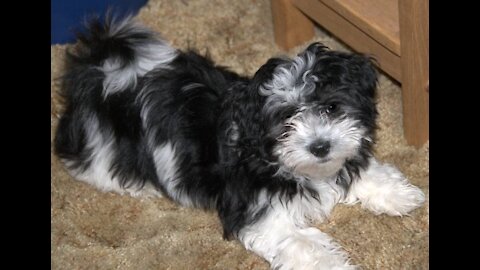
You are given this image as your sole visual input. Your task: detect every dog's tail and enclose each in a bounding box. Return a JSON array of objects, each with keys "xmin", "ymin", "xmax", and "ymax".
[
  {"xmin": 62, "ymin": 15, "xmax": 178, "ymax": 99},
  {"xmin": 55, "ymin": 15, "xmax": 178, "ymax": 163}
]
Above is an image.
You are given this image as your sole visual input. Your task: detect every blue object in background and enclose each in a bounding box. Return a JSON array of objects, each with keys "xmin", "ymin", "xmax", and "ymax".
[{"xmin": 51, "ymin": 0, "xmax": 148, "ymax": 44}]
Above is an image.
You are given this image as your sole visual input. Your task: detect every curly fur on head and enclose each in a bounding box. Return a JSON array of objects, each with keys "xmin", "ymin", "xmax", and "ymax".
[{"xmin": 55, "ymin": 16, "xmax": 424, "ymax": 269}]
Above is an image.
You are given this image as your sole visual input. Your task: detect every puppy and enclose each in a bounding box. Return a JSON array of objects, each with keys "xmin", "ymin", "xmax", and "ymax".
[{"xmin": 54, "ymin": 16, "xmax": 425, "ymax": 269}]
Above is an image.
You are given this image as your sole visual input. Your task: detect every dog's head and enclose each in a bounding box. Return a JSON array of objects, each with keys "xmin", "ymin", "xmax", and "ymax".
[{"xmin": 253, "ymin": 43, "xmax": 378, "ymax": 180}]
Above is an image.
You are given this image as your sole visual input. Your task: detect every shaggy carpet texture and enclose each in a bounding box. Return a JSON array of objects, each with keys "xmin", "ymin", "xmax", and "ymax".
[{"xmin": 51, "ymin": 0, "xmax": 429, "ymax": 269}]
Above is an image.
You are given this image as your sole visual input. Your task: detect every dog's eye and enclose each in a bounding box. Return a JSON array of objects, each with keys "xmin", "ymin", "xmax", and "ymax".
[
  {"xmin": 282, "ymin": 109, "xmax": 298, "ymax": 120},
  {"xmin": 325, "ymin": 104, "xmax": 337, "ymax": 114},
  {"xmin": 283, "ymin": 113, "xmax": 293, "ymax": 120}
]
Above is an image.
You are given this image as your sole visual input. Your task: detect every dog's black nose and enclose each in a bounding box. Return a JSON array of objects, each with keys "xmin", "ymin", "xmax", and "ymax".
[{"xmin": 309, "ymin": 140, "xmax": 330, "ymax": 158}]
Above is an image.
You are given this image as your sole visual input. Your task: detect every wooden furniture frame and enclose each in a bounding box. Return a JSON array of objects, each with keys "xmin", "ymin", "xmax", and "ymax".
[{"xmin": 271, "ymin": 0, "xmax": 429, "ymax": 147}]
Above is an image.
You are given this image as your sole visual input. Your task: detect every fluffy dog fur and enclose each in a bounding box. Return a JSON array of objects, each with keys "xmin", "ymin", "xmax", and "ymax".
[{"xmin": 54, "ymin": 17, "xmax": 425, "ymax": 269}]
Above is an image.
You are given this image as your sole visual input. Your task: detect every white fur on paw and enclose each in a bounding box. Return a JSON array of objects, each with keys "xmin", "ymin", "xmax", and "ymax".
[
  {"xmin": 351, "ymin": 162, "xmax": 425, "ymax": 216},
  {"xmin": 362, "ymin": 181, "xmax": 425, "ymax": 216},
  {"xmin": 270, "ymin": 228, "xmax": 357, "ymax": 270}
]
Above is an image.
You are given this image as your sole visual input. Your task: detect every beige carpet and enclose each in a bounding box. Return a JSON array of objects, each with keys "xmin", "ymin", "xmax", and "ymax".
[{"xmin": 51, "ymin": 0, "xmax": 429, "ymax": 269}]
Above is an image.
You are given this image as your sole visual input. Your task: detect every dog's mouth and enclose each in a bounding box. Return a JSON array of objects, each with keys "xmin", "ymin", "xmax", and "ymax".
[
  {"xmin": 316, "ymin": 157, "xmax": 332, "ymax": 164},
  {"xmin": 295, "ymin": 157, "xmax": 344, "ymax": 180}
]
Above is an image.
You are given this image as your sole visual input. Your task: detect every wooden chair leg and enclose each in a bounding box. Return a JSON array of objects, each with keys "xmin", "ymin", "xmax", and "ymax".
[
  {"xmin": 399, "ymin": 0, "xmax": 429, "ymax": 147},
  {"xmin": 271, "ymin": 0, "xmax": 315, "ymax": 50}
]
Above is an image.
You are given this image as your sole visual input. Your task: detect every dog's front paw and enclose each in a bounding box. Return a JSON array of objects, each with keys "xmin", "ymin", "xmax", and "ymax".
[
  {"xmin": 272, "ymin": 258, "xmax": 357, "ymax": 270},
  {"xmin": 270, "ymin": 228, "xmax": 357, "ymax": 270},
  {"xmin": 351, "ymin": 162, "xmax": 425, "ymax": 216},
  {"xmin": 365, "ymin": 181, "xmax": 425, "ymax": 216},
  {"xmin": 272, "ymin": 253, "xmax": 357, "ymax": 270}
]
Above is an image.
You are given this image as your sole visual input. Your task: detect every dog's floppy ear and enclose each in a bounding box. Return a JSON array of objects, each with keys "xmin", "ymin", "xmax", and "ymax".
[
  {"xmin": 301, "ymin": 42, "xmax": 329, "ymax": 57},
  {"xmin": 250, "ymin": 57, "xmax": 289, "ymax": 90},
  {"xmin": 349, "ymin": 54, "xmax": 378, "ymax": 99},
  {"xmin": 312, "ymin": 50, "xmax": 378, "ymax": 99}
]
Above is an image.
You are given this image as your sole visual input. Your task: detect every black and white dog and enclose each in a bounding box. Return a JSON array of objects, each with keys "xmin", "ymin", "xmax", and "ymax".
[{"xmin": 55, "ymin": 17, "xmax": 425, "ymax": 269}]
